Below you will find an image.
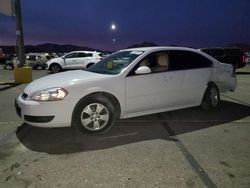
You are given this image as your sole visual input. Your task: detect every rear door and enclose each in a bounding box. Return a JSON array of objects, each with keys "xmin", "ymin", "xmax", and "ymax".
[
  {"xmin": 77, "ymin": 52, "xmax": 93, "ymax": 68},
  {"xmin": 168, "ymin": 50, "xmax": 213, "ymax": 105}
]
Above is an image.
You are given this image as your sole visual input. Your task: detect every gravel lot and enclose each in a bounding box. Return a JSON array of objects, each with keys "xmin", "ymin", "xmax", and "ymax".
[{"xmin": 0, "ymin": 66, "xmax": 250, "ymax": 188}]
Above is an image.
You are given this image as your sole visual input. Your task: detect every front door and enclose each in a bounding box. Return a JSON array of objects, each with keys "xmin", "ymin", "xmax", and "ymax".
[
  {"xmin": 125, "ymin": 51, "xmax": 182, "ymax": 114},
  {"xmin": 64, "ymin": 52, "xmax": 79, "ymax": 69}
]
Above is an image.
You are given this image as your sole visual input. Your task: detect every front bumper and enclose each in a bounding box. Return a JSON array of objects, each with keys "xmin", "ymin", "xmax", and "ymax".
[
  {"xmin": 15, "ymin": 94, "xmax": 77, "ymax": 128},
  {"xmin": 15, "ymin": 99, "xmax": 21, "ymax": 118}
]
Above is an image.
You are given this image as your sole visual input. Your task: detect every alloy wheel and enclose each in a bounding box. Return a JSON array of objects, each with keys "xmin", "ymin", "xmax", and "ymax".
[
  {"xmin": 80, "ymin": 103, "xmax": 109, "ymax": 131},
  {"xmin": 210, "ymin": 87, "xmax": 219, "ymax": 107}
]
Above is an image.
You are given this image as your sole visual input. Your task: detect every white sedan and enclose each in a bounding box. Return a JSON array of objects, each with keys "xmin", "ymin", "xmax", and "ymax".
[{"xmin": 15, "ymin": 47, "xmax": 237, "ymax": 133}]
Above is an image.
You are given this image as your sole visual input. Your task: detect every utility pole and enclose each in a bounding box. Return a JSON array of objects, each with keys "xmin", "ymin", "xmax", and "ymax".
[{"xmin": 15, "ymin": 0, "xmax": 25, "ymax": 67}]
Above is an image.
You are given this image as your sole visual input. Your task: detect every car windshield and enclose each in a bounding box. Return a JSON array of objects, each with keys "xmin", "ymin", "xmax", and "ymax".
[{"xmin": 87, "ymin": 50, "xmax": 144, "ymax": 75}]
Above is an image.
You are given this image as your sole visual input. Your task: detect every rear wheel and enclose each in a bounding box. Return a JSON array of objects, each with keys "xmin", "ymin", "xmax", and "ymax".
[
  {"xmin": 34, "ymin": 65, "xmax": 43, "ymax": 70},
  {"xmin": 73, "ymin": 96, "xmax": 115, "ymax": 133},
  {"xmin": 201, "ymin": 84, "xmax": 220, "ymax": 110},
  {"xmin": 4, "ymin": 63, "xmax": 14, "ymax": 70},
  {"xmin": 50, "ymin": 64, "xmax": 62, "ymax": 73}
]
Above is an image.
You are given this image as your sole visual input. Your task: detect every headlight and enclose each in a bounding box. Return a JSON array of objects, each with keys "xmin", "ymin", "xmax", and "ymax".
[{"xmin": 30, "ymin": 88, "xmax": 68, "ymax": 101}]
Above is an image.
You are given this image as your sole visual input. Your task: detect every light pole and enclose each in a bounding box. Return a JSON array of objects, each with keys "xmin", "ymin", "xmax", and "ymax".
[
  {"xmin": 111, "ymin": 24, "xmax": 116, "ymax": 52},
  {"xmin": 15, "ymin": 0, "xmax": 25, "ymax": 67}
]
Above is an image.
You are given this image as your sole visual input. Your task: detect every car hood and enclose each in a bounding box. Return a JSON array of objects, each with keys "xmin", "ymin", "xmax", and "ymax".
[{"xmin": 24, "ymin": 70, "xmax": 112, "ymax": 95}]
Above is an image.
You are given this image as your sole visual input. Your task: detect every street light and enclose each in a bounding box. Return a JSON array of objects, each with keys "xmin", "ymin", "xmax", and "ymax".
[
  {"xmin": 111, "ymin": 24, "xmax": 116, "ymax": 52},
  {"xmin": 111, "ymin": 24, "xmax": 116, "ymax": 31}
]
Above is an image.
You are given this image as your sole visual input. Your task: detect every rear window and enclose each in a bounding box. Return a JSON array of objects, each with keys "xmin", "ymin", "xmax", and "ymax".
[
  {"xmin": 212, "ymin": 49, "xmax": 224, "ymax": 57},
  {"xmin": 224, "ymin": 48, "xmax": 243, "ymax": 56}
]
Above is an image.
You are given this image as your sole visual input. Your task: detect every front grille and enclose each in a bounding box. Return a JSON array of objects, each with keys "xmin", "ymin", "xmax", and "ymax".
[{"xmin": 21, "ymin": 92, "xmax": 28, "ymax": 100}]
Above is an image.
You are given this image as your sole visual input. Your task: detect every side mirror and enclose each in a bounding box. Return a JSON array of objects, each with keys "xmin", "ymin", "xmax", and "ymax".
[
  {"xmin": 62, "ymin": 56, "xmax": 65, "ymax": 59},
  {"xmin": 135, "ymin": 66, "xmax": 151, "ymax": 75}
]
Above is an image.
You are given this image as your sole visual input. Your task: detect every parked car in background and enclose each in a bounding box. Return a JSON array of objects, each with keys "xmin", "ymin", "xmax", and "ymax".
[
  {"xmin": 4, "ymin": 55, "xmax": 15, "ymax": 70},
  {"xmin": 46, "ymin": 51, "xmax": 102, "ymax": 73},
  {"xmin": 16, "ymin": 47, "xmax": 236, "ymax": 134},
  {"xmin": 26, "ymin": 53, "xmax": 53, "ymax": 70},
  {"xmin": 200, "ymin": 47, "xmax": 246, "ymax": 69},
  {"xmin": 0, "ymin": 55, "xmax": 7, "ymax": 69},
  {"xmin": 245, "ymin": 52, "xmax": 250, "ymax": 64},
  {"xmin": 0, "ymin": 49, "xmax": 15, "ymax": 70},
  {"xmin": 11, "ymin": 53, "xmax": 52, "ymax": 70}
]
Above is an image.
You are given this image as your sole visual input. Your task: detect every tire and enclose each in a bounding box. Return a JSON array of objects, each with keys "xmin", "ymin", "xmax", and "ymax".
[
  {"xmin": 72, "ymin": 96, "xmax": 115, "ymax": 134},
  {"xmin": 201, "ymin": 84, "xmax": 220, "ymax": 111},
  {"xmin": 34, "ymin": 65, "xmax": 42, "ymax": 70},
  {"xmin": 4, "ymin": 63, "xmax": 14, "ymax": 70},
  {"xmin": 86, "ymin": 63, "xmax": 95, "ymax": 69},
  {"xmin": 50, "ymin": 64, "xmax": 62, "ymax": 73}
]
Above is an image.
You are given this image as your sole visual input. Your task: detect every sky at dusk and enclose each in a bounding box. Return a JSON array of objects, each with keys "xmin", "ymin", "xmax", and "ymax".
[{"xmin": 0, "ymin": 0, "xmax": 250, "ymax": 51}]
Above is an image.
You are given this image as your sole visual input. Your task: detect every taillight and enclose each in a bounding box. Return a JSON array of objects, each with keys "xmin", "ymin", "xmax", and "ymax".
[{"xmin": 242, "ymin": 54, "xmax": 247, "ymax": 63}]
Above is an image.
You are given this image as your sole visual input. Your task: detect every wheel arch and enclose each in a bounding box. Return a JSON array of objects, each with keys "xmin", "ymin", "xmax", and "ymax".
[
  {"xmin": 207, "ymin": 81, "xmax": 219, "ymax": 91},
  {"xmin": 71, "ymin": 91, "xmax": 121, "ymax": 126},
  {"xmin": 201, "ymin": 81, "xmax": 221, "ymax": 110},
  {"xmin": 49, "ymin": 62, "xmax": 62, "ymax": 70},
  {"xmin": 86, "ymin": 62, "xmax": 95, "ymax": 69},
  {"xmin": 203, "ymin": 81, "xmax": 220, "ymax": 99}
]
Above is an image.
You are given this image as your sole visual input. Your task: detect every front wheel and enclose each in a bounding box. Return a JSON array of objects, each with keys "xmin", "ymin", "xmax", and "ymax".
[
  {"xmin": 201, "ymin": 84, "xmax": 220, "ymax": 111},
  {"xmin": 73, "ymin": 96, "xmax": 115, "ymax": 133}
]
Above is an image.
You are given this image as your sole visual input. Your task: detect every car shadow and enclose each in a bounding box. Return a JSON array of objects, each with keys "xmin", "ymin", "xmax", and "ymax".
[
  {"xmin": 236, "ymin": 72, "xmax": 250, "ymax": 75},
  {"xmin": 16, "ymin": 100, "xmax": 250, "ymax": 154},
  {"xmin": 0, "ymin": 83, "xmax": 21, "ymax": 92}
]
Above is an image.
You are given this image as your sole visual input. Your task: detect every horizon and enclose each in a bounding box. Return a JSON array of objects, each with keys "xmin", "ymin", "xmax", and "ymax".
[{"xmin": 0, "ymin": 0, "xmax": 250, "ymax": 51}]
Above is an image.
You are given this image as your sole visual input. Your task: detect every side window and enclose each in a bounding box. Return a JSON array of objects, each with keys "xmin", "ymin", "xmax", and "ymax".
[
  {"xmin": 169, "ymin": 50, "xmax": 212, "ymax": 71},
  {"xmin": 128, "ymin": 51, "xmax": 170, "ymax": 76},
  {"xmin": 65, "ymin": 53, "xmax": 78, "ymax": 59},
  {"xmin": 78, "ymin": 52, "xmax": 92, "ymax": 58},
  {"xmin": 28, "ymin": 55, "xmax": 36, "ymax": 61},
  {"xmin": 46, "ymin": 55, "xmax": 51, "ymax": 60},
  {"xmin": 225, "ymin": 49, "xmax": 242, "ymax": 57}
]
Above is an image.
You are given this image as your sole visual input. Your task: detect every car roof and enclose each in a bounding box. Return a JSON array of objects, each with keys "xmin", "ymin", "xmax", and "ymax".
[
  {"xmin": 67, "ymin": 51, "xmax": 98, "ymax": 53},
  {"xmin": 200, "ymin": 47, "xmax": 242, "ymax": 51},
  {"xmin": 121, "ymin": 46, "xmax": 199, "ymax": 53}
]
